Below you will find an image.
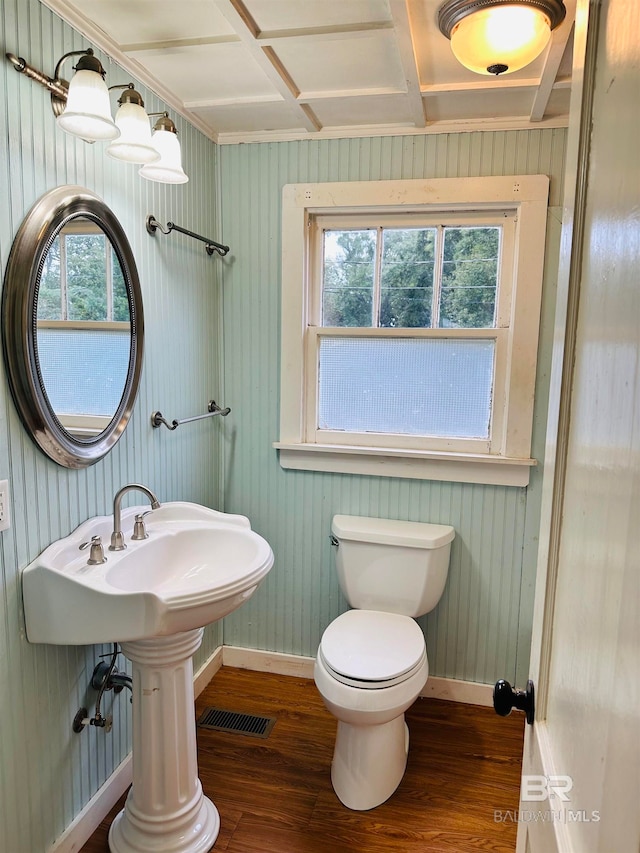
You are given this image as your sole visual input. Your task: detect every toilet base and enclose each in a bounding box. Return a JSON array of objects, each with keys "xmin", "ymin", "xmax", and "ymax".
[{"xmin": 331, "ymin": 714, "xmax": 410, "ymax": 810}]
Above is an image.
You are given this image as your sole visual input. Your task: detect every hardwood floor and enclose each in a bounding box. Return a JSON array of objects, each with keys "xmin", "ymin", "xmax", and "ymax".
[{"xmin": 82, "ymin": 666, "xmax": 524, "ymax": 853}]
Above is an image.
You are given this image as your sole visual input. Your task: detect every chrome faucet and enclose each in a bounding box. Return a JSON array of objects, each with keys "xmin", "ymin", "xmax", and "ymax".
[{"xmin": 109, "ymin": 484, "xmax": 161, "ymax": 551}]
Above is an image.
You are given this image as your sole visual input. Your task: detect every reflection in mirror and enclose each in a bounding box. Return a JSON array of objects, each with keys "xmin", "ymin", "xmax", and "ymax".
[
  {"xmin": 1, "ymin": 185, "xmax": 144, "ymax": 468},
  {"xmin": 36, "ymin": 218, "xmax": 131, "ymax": 437}
]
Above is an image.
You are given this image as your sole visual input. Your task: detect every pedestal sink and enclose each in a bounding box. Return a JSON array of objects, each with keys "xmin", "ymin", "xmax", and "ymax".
[{"xmin": 22, "ymin": 502, "xmax": 274, "ymax": 853}]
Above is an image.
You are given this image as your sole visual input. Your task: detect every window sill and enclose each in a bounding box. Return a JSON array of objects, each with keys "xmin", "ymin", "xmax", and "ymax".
[{"xmin": 273, "ymin": 442, "xmax": 536, "ymax": 486}]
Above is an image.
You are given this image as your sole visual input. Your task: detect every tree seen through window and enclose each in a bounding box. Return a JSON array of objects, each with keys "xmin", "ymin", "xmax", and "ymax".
[
  {"xmin": 38, "ymin": 229, "xmax": 129, "ymax": 322},
  {"xmin": 322, "ymin": 226, "xmax": 499, "ymax": 330}
]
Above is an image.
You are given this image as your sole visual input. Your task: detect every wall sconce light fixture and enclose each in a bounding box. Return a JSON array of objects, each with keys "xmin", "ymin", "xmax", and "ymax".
[
  {"xmin": 106, "ymin": 85, "xmax": 160, "ymax": 165},
  {"xmin": 55, "ymin": 50, "xmax": 119, "ymax": 140},
  {"xmin": 7, "ymin": 49, "xmax": 119, "ymax": 140},
  {"xmin": 139, "ymin": 114, "xmax": 189, "ymax": 184},
  {"xmin": 6, "ymin": 48, "xmax": 187, "ymax": 182},
  {"xmin": 438, "ymin": 0, "xmax": 566, "ymax": 76}
]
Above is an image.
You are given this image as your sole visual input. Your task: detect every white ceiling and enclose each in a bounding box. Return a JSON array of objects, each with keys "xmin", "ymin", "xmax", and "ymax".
[{"xmin": 43, "ymin": 0, "xmax": 575, "ymax": 144}]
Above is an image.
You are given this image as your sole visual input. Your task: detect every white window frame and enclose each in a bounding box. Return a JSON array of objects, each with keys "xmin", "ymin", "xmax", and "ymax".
[{"xmin": 274, "ymin": 176, "xmax": 549, "ymax": 487}]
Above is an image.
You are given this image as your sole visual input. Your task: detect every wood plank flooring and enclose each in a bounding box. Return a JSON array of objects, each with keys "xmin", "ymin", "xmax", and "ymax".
[{"xmin": 82, "ymin": 666, "xmax": 524, "ymax": 853}]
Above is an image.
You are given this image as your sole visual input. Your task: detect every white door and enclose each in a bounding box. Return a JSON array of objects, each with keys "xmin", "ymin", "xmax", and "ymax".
[{"xmin": 514, "ymin": 1, "xmax": 640, "ymax": 851}]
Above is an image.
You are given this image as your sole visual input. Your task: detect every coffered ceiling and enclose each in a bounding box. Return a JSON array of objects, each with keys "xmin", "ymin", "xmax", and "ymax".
[{"xmin": 42, "ymin": 0, "xmax": 575, "ymax": 143}]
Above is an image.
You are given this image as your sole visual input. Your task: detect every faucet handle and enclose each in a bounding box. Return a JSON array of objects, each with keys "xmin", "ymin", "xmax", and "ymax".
[
  {"xmin": 131, "ymin": 511, "xmax": 152, "ymax": 541},
  {"xmin": 79, "ymin": 536, "xmax": 107, "ymax": 565}
]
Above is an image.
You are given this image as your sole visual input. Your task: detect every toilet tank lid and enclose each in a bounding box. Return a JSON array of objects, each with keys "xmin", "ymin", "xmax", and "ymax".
[{"xmin": 332, "ymin": 515, "xmax": 455, "ymax": 549}]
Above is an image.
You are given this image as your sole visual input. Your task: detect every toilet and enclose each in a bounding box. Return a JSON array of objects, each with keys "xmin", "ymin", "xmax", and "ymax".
[{"xmin": 314, "ymin": 514, "xmax": 455, "ymax": 811}]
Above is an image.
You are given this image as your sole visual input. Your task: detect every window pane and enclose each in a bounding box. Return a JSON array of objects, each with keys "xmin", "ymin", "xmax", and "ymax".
[
  {"xmin": 36, "ymin": 328, "xmax": 130, "ymax": 416},
  {"xmin": 322, "ymin": 230, "xmax": 375, "ymax": 326},
  {"xmin": 380, "ymin": 228, "xmax": 436, "ymax": 328},
  {"xmin": 318, "ymin": 337, "xmax": 494, "ymax": 439},
  {"xmin": 439, "ymin": 227, "xmax": 500, "ymax": 329},
  {"xmin": 37, "ymin": 236, "xmax": 62, "ymax": 320},
  {"xmin": 66, "ymin": 233, "xmax": 108, "ymax": 321}
]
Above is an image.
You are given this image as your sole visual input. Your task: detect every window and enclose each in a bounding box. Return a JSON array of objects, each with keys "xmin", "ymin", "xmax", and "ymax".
[
  {"xmin": 275, "ymin": 177, "xmax": 549, "ymax": 486},
  {"xmin": 36, "ymin": 221, "xmax": 131, "ymax": 436}
]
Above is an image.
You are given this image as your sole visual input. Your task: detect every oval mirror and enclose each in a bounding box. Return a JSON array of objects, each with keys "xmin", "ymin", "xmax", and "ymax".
[{"xmin": 2, "ymin": 186, "xmax": 143, "ymax": 468}]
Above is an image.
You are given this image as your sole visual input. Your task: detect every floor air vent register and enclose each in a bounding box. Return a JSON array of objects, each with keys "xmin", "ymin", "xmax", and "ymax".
[{"xmin": 197, "ymin": 707, "xmax": 276, "ymax": 739}]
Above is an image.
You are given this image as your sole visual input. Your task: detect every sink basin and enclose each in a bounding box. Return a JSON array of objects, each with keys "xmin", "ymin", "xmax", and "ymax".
[{"xmin": 22, "ymin": 501, "xmax": 274, "ymax": 645}]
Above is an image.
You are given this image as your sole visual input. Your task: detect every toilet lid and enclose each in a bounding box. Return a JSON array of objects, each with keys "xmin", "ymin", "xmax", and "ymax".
[{"xmin": 320, "ymin": 610, "xmax": 425, "ymax": 684}]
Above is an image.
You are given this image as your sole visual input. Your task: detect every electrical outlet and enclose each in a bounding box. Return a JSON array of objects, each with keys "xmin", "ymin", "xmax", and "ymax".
[{"xmin": 0, "ymin": 480, "xmax": 10, "ymax": 532}]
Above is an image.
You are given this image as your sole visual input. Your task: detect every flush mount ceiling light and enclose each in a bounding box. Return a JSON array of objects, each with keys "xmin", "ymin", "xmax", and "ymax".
[
  {"xmin": 438, "ymin": 0, "xmax": 566, "ymax": 76},
  {"xmin": 139, "ymin": 113, "xmax": 189, "ymax": 184}
]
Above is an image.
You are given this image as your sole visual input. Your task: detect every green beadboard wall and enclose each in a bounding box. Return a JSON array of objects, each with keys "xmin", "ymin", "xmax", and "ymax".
[
  {"xmin": 0, "ymin": 1, "xmax": 569, "ymax": 848},
  {"xmin": 217, "ymin": 130, "xmax": 566, "ymax": 687},
  {"xmin": 0, "ymin": 1, "xmax": 222, "ymax": 851}
]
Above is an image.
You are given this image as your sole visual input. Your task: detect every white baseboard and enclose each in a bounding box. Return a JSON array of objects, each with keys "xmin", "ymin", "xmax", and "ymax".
[
  {"xmin": 49, "ymin": 646, "xmax": 224, "ymax": 853},
  {"xmin": 420, "ymin": 675, "xmax": 493, "ymax": 706},
  {"xmin": 49, "ymin": 756, "xmax": 133, "ymax": 853},
  {"xmin": 50, "ymin": 643, "xmax": 492, "ymax": 852},
  {"xmin": 194, "ymin": 645, "xmax": 224, "ymax": 697},
  {"xmin": 222, "ymin": 645, "xmax": 316, "ymax": 678},
  {"xmin": 222, "ymin": 645, "xmax": 493, "ymax": 707}
]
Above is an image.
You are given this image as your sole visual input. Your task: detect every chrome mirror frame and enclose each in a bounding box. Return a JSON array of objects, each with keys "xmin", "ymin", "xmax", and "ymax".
[{"xmin": 1, "ymin": 185, "xmax": 144, "ymax": 468}]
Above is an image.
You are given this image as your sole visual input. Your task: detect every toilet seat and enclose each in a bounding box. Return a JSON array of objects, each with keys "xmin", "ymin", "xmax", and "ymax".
[{"xmin": 319, "ymin": 610, "xmax": 426, "ymax": 690}]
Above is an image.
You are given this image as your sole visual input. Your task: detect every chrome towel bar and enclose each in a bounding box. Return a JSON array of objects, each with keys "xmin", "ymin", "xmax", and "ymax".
[{"xmin": 151, "ymin": 400, "xmax": 231, "ymax": 431}]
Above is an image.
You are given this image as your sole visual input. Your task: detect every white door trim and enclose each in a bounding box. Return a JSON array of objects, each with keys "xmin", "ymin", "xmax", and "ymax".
[
  {"xmin": 526, "ymin": 0, "xmax": 601, "ymax": 715},
  {"xmin": 517, "ymin": 4, "xmax": 603, "ymax": 852}
]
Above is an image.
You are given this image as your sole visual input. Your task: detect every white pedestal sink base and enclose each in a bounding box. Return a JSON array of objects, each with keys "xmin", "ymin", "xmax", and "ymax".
[
  {"xmin": 108, "ymin": 794, "xmax": 219, "ymax": 853},
  {"xmin": 108, "ymin": 629, "xmax": 219, "ymax": 853}
]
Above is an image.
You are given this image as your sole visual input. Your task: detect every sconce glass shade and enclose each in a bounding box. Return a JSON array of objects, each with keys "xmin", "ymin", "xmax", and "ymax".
[
  {"xmin": 106, "ymin": 102, "xmax": 160, "ymax": 164},
  {"xmin": 56, "ymin": 68, "xmax": 120, "ymax": 140},
  {"xmin": 438, "ymin": 0, "xmax": 566, "ymax": 76},
  {"xmin": 139, "ymin": 127, "xmax": 188, "ymax": 184}
]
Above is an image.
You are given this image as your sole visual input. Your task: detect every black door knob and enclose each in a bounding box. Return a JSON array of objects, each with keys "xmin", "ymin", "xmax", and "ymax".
[{"xmin": 493, "ymin": 678, "xmax": 535, "ymax": 725}]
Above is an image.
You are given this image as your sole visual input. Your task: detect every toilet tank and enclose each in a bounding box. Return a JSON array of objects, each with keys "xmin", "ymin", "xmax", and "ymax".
[{"xmin": 332, "ymin": 515, "xmax": 455, "ymax": 618}]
